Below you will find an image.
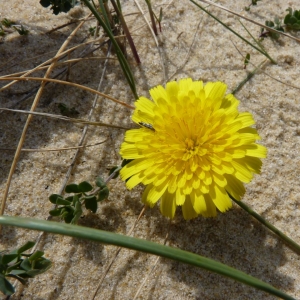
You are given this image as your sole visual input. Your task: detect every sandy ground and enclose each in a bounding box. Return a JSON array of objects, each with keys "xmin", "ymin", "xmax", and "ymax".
[{"xmin": 1, "ymin": 0, "xmax": 300, "ymax": 299}]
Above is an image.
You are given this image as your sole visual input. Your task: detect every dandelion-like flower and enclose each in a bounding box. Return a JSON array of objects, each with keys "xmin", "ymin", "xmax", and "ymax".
[{"xmin": 120, "ymin": 78, "xmax": 267, "ymax": 220}]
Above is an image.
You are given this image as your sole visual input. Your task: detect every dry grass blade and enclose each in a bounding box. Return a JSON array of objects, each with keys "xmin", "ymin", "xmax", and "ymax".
[
  {"xmin": 0, "ymin": 108, "xmax": 130, "ymax": 130},
  {"xmin": 0, "ymin": 77, "xmax": 134, "ymax": 109},
  {"xmin": 0, "ymin": 14, "xmax": 92, "ymax": 224},
  {"xmin": 0, "ymin": 140, "xmax": 107, "ymax": 152}
]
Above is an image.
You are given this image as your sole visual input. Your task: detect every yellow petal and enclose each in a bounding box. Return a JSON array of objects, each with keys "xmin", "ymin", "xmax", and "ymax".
[
  {"xmin": 209, "ymin": 184, "xmax": 232, "ymax": 212},
  {"xmin": 146, "ymin": 181, "xmax": 169, "ymax": 204},
  {"xmin": 202, "ymin": 194, "xmax": 217, "ymax": 217},
  {"xmin": 120, "ymin": 159, "xmax": 153, "ymax": 180},
  {"xmin": 182, "ymin": 196, "xmax": 198, "ymax": 220},
  {"xmin": 224, "ymin": 174, "xmax": 245, "ymax": 200},
  {"xmin": 189, "ymin": 189, "xmax": 206, "ymax": 214},
  {"xmin": 160, "ymin": 191, "xmax": 176, "ymax": 219},
  {"xmin": 176, "ymin": 188, "xmax": 185, "ymax": 205},
  {"xmin": 126, "ymin": 172, "xmax": 146, "ymax": 189}
]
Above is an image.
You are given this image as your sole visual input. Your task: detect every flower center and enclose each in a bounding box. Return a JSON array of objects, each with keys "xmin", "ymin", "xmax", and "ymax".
[{"xmin": 185, "ymin": 138, "xmax": 199, "ymax": 155}]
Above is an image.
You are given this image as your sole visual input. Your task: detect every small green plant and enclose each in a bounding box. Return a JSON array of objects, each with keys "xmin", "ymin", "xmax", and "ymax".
[
  {"xmin": 12, "ymin": 25, "xmax": 29, "ymax": 36},
  {"xmin": 244, "ymin": 53, "xmax": 250, "ymax": 69},
  {"xmin": 284, "ymin": 7, "xmax": 300, "ymax": 30},
  {"xmin": 0, "ymin": 18, "xmax": 29, "ymax": 36},
  {"xmin": 0, "ymin": 241, "xmax": 52, "ymax": 296},
  {"xmin": 260, "ymin": 7, "xmax": 300, "ymax": 40},
  {"xmin": 260, "ymin": 17, "xmax": 284, "ymax": 40},
  {"xmin": 49, "ymin": 178, "xmax": 109, "ymax": 224},
  {"xmin": 1, "ymin": 18, "xmax": 16, "ymax": 28},
  {"xmin": 245, "ymin": 0, "xmax": 262, "ymax": 11},
  {"xmin": 57, "ymin": 103, "xmax": 79, "ymax": 117}
]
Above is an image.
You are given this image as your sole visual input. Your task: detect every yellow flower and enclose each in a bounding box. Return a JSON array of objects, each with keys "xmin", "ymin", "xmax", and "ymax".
[{"xmin": 120, "ymin": 78, "xmax": 267, "ymax": 220}]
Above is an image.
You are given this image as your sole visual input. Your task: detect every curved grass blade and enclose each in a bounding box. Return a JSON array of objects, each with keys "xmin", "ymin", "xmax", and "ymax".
[{"xmin": 0, "ymin": 216, "xmax": 295, "ymax": 300}]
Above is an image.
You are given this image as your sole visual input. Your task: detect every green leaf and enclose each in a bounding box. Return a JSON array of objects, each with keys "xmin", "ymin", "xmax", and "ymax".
[
  {"xmin": 28, "ymin": 251, "xmax": 44, "ymax": 262},
  {"xmin": 55, "ymin": 198, "xmax": 73, "ymax": 206},
  {"xmin": 95, "ymin": 177, "xmax": 106, "ymax": 188},
  {"xmin": 265, "ymin": 20, "xmax": 274, "ymax": 27},
  {"xmin": 98, "ymin": 187, "xmax": 109, "ymax": 202},
  {"xmin": 284, "ymin": 7, "xmax": 300, "ymax": 31},
  {"xmin": 0, "ymin": 274, "xmax": 15, "ymax": 296},
  {"xmin": 49, "ymin": 209, "xmax": 62, "ymax": 216},
  {"xmin": 57, "ymin": 103, "xmax": 79, "ymax": 117},
  {"xmin": 65, "ymin": 196, "xmax": 74, "ymax": 202},
  {"xmin": 6, "ymin": 273, "xmax": 27, "ymax": 284},
  {"xmin": 0, "ymin": 216, "xmax": 295, "ymax": 300},
  {"xmin": 17, "ymin": 241, "xmax": 35, "ymax": 254},
  {"xmin": 63, "ymin": 214, "xmax": 74, "ymax": 224},
  {"xmin": 6, "ymin": 261, "xmax": 22, "ymax": 273},
  {"xmin": 1, "ymin": 254, "xmax": 18, "ymax": 265},
  {"xmin": 84, "ymin": 197, "xmax": 98, "ymax": 213},
  {"xmin": 49, "ymin": 194, "xmax": 64, "ymax": 204},
  {"xmin": 39, "ymin": 0, "xmax": 51, "ymax": 8},
  {"xmin": 20, "ymin": 258, "xmax": 31, "ymax": 272},
  {"xmin": 65, "ymin": 184, "xmax": 80, "ymax": 193},
  {"xmin": 39, "ymin": 0, "xmax": 76, "ymax": 15},
  {"xmin": 26, "ymin": 259, "xmax": 52, "ymax": 276},
  {"xmin": 9, "ymin": 269, "xmax": 27, "ymax": 275},
  {"xmin": 244, "ymin": 53, "xmax": 250, "ymax": 66},
  {"xmin": 78, "ymin": 181, "xmax": 93, "ymax": 193}
]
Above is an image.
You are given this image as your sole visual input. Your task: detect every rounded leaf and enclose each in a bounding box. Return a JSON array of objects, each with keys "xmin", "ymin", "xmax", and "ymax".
[
  {"xmin": 65, "ymin": 184, "xmax": 80, "ymax": 193},
  {"xmin": 85, "ymin": 197, "xmax": 98, "ymax": 213},
  {"xmin": 49, "ymin": 194, "xmax": 64, "ymax": 204},
  {"xmin": 98, "ymin": 187, "xmax": 109, "ymax": 202},
  {"xmin": 78, "ymin": 181, "xmax": 93, "ymax": 193},
  {"xmin": 95, "ymin": 177, "xmax": 106, "ymax": 188}
]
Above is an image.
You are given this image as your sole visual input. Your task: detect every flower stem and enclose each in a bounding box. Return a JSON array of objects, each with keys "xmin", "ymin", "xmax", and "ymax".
[{"xmin": 230, "ymin": 196, "xmax": 300, "ymax": 255}]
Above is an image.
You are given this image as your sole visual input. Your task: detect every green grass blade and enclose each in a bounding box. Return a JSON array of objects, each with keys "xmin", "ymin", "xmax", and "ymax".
[
  {"xmin": 0, "ymin": 216, "xmax": 295, "ymax": 300},
  {"xmin": 189, "ymin": 0, "xmax": 277, "ymax": 64},
  {"xmin": 82, "ymin": 0, "xmax": 138, "ymax": 98}
]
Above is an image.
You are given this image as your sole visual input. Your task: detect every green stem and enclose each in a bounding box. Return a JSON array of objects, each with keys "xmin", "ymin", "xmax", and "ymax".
[
  {"xmin": 230, "ymin": 196, "xmax": 300, "ymax": 255},
  {"xmin": 189, "ymin": 0, "xmax": 277, "ymax": 64}
]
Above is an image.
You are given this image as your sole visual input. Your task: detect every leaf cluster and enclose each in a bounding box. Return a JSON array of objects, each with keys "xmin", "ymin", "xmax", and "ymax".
[
  {"xmin": 262, "ymin": 17, "xmax": 284, "ymax": 40},
  {"xmin": 57, "ymin": 103, "xmax": 79, "ymax": 117},
  {"xmin": 0, "ymin": 241, "xmax": 52, "ymax": 296},
  {"xmin": 39, "ymin": 0, "xmax": 79, "ymax": 15},
  {"xmin": 260, "ymin": 7, "xmax": 300, "ymax": 40},
  {"xmin": 244, "ymin": 0, "xmax": 262, "ymax": 12},
  {"xmin": 49, "ymin": 178, "xmax": 109, "ymax": 224},
  {"xmin": 284, "ymin": 7, "xmax": 300, "ymax": 30}
]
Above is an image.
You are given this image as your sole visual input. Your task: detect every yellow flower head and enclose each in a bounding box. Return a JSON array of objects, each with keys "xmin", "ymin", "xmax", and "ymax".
[{"xmin": 120, "ymin": 78, "xmax": 267, "ymax": 220}]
